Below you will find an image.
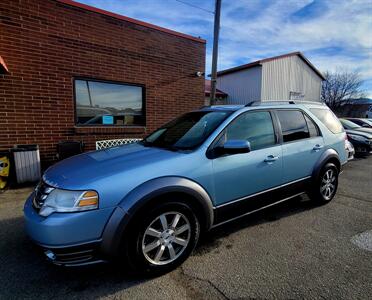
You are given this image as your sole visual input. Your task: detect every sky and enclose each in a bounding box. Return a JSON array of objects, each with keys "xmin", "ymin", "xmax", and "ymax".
[{"xmin": 76, "ymin": 0, "xmax": 372, "ymax": 97}]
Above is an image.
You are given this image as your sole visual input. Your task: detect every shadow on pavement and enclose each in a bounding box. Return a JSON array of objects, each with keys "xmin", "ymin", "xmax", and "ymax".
[
  {"xmin": 0, "ymin": 195, "xmax": 317, "ymax": 298},
  {"xmin": 195, "ymin": 195, "xmax": 317, "ymax": 256},
  {"xmin": 0, "ymin": 215, "xmax": 146, "ymax": 299}
]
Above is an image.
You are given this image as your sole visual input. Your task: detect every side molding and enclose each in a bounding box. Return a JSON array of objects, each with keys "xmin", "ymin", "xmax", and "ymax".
[{"xmin": 100, "ymin": 177, "xmax": 214, "ymax": 257}]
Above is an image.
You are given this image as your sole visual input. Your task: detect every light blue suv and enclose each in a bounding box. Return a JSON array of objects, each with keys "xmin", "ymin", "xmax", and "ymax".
[{"xmin": 24, "ymin": 101, "xmax": 348, "ymax": 274}]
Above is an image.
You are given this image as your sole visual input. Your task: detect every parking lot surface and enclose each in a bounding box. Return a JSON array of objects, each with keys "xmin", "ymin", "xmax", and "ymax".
[{"xmin": 0, "ymin": 157, "xmax": 371, "ymax": 299}]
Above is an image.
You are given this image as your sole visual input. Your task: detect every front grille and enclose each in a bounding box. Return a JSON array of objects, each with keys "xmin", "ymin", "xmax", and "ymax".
[{"xmin": 33, "ymin": 181, "xmax": 54, "ymax": 211}]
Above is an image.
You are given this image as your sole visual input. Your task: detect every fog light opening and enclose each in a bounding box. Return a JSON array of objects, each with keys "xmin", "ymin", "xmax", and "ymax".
[{"xmin": 45, "ymin": 250, "xmax": 56, "ymax": 261}]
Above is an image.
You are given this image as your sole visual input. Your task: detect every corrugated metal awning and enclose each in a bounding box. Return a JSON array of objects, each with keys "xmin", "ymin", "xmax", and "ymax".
[{"xmin": 0, "ymin": 56, "xmax": 9, "ymax": 74}]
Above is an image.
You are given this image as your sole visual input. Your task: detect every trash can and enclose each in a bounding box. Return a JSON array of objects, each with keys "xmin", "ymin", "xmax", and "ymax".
[
  {"xmin": 57, "ymin": 141, "xmax": 84, "ymax": 160},
  {"xmin": 11, "ymin": 145, "xmax": 41, "ymax": 184},
  {"xmin": 0, "ymin": 150, "xmax": 10, "ymax": 189}
]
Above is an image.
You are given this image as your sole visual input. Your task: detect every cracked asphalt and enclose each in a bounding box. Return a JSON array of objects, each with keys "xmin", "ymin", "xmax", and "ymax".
[{"xmin": 0, "ymin": 157, "xmax": 371, "ymax": 299}]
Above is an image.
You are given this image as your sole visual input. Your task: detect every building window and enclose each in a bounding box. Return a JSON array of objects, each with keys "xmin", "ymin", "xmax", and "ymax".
[
  {"xmin": 74, "ymin": 78, "xmax": 145, "ymax": 126},
  {"xmin": 289, "ymin": 91, "xmax": 304, "ymax": 100}
]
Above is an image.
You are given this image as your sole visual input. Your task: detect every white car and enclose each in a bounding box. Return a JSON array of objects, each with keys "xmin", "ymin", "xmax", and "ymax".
[{"xmin": 345, "ymin": 140, "xmax": 355, "ymax": 160}]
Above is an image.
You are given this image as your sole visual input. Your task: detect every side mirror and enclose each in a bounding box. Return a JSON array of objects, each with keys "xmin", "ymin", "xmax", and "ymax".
[
  {"xmin": 220, "ymin": 139, "xmax": 251, "ymax": 155},
  {"xmin": 362, "ymin": 124, "xmax": 369, "ymax": 128}
]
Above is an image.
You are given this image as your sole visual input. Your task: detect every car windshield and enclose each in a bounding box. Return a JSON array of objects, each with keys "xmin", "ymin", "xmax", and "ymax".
[
  {"xmin": 141, "ymin": 111, "xmax": 232, "ymax": 150},
  {"xmin": 340, "ymin": 119, "xmax": 361, "ymax": 129}
]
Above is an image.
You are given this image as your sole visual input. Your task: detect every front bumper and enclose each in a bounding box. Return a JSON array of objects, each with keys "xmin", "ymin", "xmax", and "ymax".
[
  {"xmin": 349, "ymin": 140, "xmax": 372, "ymax": 155},
  {"xmin": 41, "ymin": 241, "xmax": 106, "ymax": 267},
  {"xmin": 24, "ymin": 193, "xmax": 115, "ymax": 265}
]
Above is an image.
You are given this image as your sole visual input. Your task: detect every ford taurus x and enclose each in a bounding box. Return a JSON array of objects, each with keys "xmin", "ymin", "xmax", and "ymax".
[{"xmin": 24, "ymin": 101, "xmax": 348, "ymax": 274}]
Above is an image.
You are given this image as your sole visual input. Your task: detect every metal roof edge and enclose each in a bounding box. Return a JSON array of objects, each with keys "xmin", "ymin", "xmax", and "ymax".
[{"xmin": 216, "ymin": 51, "xmax": 325, "ymax": 80}]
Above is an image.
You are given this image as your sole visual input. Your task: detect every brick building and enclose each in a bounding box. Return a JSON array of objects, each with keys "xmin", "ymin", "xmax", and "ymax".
[{"xmin": 0, "ymin": 0, "xmax": 205, "ymax": 166}]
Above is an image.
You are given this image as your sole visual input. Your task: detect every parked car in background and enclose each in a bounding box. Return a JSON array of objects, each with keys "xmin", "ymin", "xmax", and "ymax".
[
  {"xmin": 339, "ymin": 119, "xmax": 372, "ymax": 156},
  {"xmin": 345, "ymin": 118, "xmax": 372, "ymax": 128},
  {"xmin": 339, "ymin": 118, "xmax": 372, "ymax": 134},
  {"xmin": 365, "ymin": 105, "xmax": 372, "ymax": 118},
  {"xmin": 345, "ymin": 140, "xmax": 355, "ymax": 161},
  {"xmin": 24, "ymin": 102, "xmax": 348, "ymax": 274}
]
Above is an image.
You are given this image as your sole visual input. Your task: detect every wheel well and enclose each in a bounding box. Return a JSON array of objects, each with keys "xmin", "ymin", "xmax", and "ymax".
[
  {"xmin": 325, "ymin": 157, "xmax": 341, "ymax": 172},
  {"xmin": 127, "ymin": 191, "xmax": 210, "ymax": 232}
]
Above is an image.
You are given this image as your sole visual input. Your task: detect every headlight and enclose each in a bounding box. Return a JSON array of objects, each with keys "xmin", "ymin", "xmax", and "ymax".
[
  {"xmin": 348, "ymin": 134, "xmax": 368, "ymax": 143},
  {"xmin": 39, "ymin": 189, "xmax": 99, "ymax": 217}
]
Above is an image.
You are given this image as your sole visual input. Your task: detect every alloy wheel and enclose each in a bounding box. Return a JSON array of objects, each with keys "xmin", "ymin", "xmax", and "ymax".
[
  {"xmin": 320, "ymin": 169, "xmax": 336, "ymax": 201},
  {"xmin": 141, "ymin": 212, "xmax": 191, "ymax": 265}
]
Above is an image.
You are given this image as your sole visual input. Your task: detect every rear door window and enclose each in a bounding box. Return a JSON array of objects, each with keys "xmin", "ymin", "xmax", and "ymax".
[
  {"xmin": 304, "ymin": 114, "xmax": 320, "ymax": 137},
  {"xmin": 276, "ymin": 110, "xmax": 310, "ymax": 142},
  {"xmin": 310, "ymin": 108, "xmax": 344, "ymax": 134}
]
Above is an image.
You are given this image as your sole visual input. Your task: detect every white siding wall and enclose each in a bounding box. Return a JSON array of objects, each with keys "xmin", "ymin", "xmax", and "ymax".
[
  {"xmin": 216, "ymin": 66, "xmax": 262, "ymax": 104},
  {"xmin": 261, "ymin": 55, "xmax": 322, "ymax": 102}
]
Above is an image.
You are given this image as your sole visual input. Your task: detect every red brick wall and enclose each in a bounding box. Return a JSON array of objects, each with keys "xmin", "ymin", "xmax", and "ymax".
[{"xmin": 0, "ymin": 0, "xmax": 205, "ymax": 166}]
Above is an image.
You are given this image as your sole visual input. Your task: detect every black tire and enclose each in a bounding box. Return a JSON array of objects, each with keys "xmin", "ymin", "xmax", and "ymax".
[
  {"xmin": 122, "ymin": 201, "xmax": 200, "ymax": 276},
  {"xmin": 308, "ymin": 163, "xmax": 339, "ymax": 204}
]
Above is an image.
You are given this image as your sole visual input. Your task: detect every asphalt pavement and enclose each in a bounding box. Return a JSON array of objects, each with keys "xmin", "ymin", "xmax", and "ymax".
[{"xmin": 0, "ymin": 156, "xmax": 371, "ymax": 299}]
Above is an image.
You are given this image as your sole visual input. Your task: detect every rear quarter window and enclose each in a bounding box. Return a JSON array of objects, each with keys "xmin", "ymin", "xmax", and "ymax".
[{"xmin": 310, "ymin": 108, "xmax": 344, "ymax": 134}]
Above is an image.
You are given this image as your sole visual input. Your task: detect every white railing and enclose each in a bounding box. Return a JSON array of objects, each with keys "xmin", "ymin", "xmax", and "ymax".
[{"xmin": 96, "ymin": 138, "xmax": 142, "ymax": 150}]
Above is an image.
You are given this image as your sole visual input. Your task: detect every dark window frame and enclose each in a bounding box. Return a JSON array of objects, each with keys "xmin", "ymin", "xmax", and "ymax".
[
  {"xmin": 273, "ymin": 109, "xmax": 321, "ymax": 144},
  {"xmin": 73, "ymin": 77, "xmax": 146, "ymax": 127}
]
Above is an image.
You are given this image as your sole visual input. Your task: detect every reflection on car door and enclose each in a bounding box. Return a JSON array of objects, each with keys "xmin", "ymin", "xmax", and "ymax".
[{"xmin": 211, "ymin": 111, "xmax": 283, "ymax": 223}]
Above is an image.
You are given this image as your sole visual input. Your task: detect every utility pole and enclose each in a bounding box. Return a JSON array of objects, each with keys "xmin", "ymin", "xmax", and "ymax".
[{"xmin": 210, "ymin": 0, "xmax": 222, "ymax": 105}]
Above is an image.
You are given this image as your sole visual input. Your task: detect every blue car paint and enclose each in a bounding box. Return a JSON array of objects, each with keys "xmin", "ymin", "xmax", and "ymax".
[
  {"xmin": 24, "ymin": 193, "xmax": 114, "ymax": 246},
  {"xmin": 24, "ymin": 103, "xmax": 348, "ymax": 250},
  {"xmin": 212, "ymin": 144, "xmax": 283, "ymax": 205}
]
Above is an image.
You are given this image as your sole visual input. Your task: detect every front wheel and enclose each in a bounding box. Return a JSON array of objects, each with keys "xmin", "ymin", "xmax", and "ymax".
[
  {"xmin": 123, "ymin": 201, "xmax": 200, "ymax": 275},
  {"xmin": 308, "ymin": 163, "xmax": 339, "ymax": 204}
]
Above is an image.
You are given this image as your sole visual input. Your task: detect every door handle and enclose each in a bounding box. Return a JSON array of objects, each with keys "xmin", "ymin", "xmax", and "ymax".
[
  {"xmin": 313, "ymin": 144, "xmax": 323, "ymax": 151},
  {"xmin": 264, "ymin": 155, "xmax": 279, "ymax": 163}
]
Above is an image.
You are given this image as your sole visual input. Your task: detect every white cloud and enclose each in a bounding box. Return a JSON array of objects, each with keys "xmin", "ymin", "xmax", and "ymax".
[{"xmin": 78, "ymin": 0, "xmax": 372, "ymax": 95}]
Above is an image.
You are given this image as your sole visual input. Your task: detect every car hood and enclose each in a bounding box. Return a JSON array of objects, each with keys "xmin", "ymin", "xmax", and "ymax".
[
  {"xmin": 43, "ymin": 143, "xmax": 183, "ymax": 188},
  {"xmin": 352, "ymin": 127, "xmax": 372, "ymax": 134},
  {"xmin": 345, "ymin": 129, "xmax": 372, "ymax": 138}
]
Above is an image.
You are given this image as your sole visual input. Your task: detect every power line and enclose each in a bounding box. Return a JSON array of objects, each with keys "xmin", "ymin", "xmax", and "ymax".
[{"xmin": 174, "ymin": 0, "xmax": 215, "ymax": 14}]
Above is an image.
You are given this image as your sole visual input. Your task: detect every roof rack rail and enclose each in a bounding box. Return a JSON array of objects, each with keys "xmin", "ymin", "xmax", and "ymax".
[
  {"xmin": 291, "ymin": 100, "xmax": 326, "ymax": 105},
  {"xmin": 245, "ymin": 100, "xmax": 325, "ymax": 107},
  {"xmin": 245, "ymin": 101, "xmax": 258, "ymax": 107},
  {"xmin": 245, "ymin": 101, "xmax": 295, "ymax": 107}
]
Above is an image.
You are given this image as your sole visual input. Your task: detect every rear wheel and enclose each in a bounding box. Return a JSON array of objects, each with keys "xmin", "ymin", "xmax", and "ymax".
[
  {"xmin": 123, "ymin": 201, "xmax": 200, "ymax": 275},
  {"xmin": 308, "ymin": 163, "xmax": 339, "ymax": 204}
]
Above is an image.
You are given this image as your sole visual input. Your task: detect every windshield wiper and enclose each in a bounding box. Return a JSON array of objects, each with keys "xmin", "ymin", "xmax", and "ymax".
[{"xmin": 141, "ymin": 140, "xmax": 154, "ymax": 147}]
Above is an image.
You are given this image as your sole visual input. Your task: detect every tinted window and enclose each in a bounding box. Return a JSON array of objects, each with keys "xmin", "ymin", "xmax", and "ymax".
[
  {"xmin": 339, "ymin": 119, "xmax": 360, "ymax": 130},
  {"xmin": 277, "ymin": 110, "xmax": 310, "ymax": 142},
  {"xmin": 75, "ymin": 79, "xmax": 144, "ymax": 126},
  {"xmin": 304, "ymin": 114, "xmax": 319, "ymax": 137},
  {"xmin": 142, "ymin": 111, "xmax": 231, "ymax": 150},
  {"xmin": 310, "ymin": 108, "xmax": 343, "ymax": 134},
  {"xmin": 348, "ymin": 119, "xmax": 363, "ymax": 126},
  {"xmin": 224, "ymin": 111, "xmax": 276, "ymax": 150}
]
